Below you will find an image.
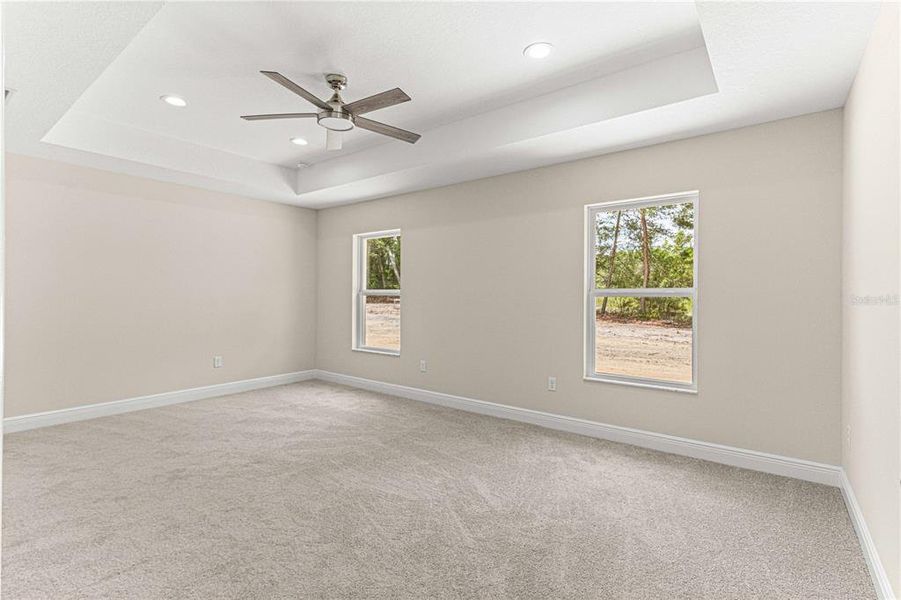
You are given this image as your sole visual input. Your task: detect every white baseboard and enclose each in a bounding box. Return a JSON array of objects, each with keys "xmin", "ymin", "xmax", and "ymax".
[
  {"xmin": 840, "ymin": 470, "xmax": 896, "ymax": 599},
  {"xmin": 3, "ymin": 370, "xmax": 316, "ymax": 433},
  {"xmin": 313, "ymin": 370, "xmax": 842, "ymax": 487}
]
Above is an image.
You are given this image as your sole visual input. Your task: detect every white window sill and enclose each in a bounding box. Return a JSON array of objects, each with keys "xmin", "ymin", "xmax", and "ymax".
[
  {"xmin": 352, "ymin": 347, "xmax": 400, "ymax": 357},
  {"xmin": 583, "ymin": 375, "xmax": 697, "ymax": 394}
]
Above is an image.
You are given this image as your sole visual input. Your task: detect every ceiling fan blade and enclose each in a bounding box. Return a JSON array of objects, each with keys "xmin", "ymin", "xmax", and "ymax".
[
  {"xmin": 240, "ymin": 113, "xmax": 317, "ymax": 121},
  {"xmin": 355, "ymin": 117, "xmax": 421, "ymax": 144},
  {"xmin": 260, "ymin": 71, "xmax": 331, "ymax": 111},
  {"xmin": 326, "ymin": 128, "xmax": 342, "ymax": 151},
  {"xmin": 343, "ymin": 88, "xmax": 411, "ymax": 115}
]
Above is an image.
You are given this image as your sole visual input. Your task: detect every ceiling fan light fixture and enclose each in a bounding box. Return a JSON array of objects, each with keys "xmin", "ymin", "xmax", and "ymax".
[
  {"xmin": 160, "ymin": 94, "xmax": 187, "ymax": 107},
  {"xmin": 318, "ymin": 111, "xmax": 355, "ymax": 132},
  {"xmin": 290, "ymin": 136, "xmax": 309, "ymax": 146},
  {"xmin": 326, "ymin": 128, "xmax": 343, "ymax": 151},
  {"xmin": 523, "ymin": 42, "xmax": 554, "ymax": 59}
]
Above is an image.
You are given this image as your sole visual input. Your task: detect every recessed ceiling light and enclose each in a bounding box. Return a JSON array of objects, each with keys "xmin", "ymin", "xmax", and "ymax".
[
  {"xmin": 523, "ymin": 42, "xmax": 553, "ymax": 59},
  {"xmin": 296, "ymin": 162, "xmax": 311, "ymax": 169},
  {"xmin": 290, "ymin": 137, "xmax": 309, "ymax": 146},
  {"xmin": 160, "ymin": 94, "xmax": 187, "ymax": 107}
]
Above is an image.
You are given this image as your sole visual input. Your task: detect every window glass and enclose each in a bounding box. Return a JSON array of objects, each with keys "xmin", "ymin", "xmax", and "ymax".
[
  {"xmin": 364, "ymin": 296, "xmax": 401, "ymax": 352},
  {"xmin": 594, "ymin": 296, "xmax": 692, "ymax": 384},
  {"xmin": 366, "ymin": 235, "xmax": 401, "ymax": 290},
  {"xmin": 594, "ymin": 202, "xmax": 694, "ymax": 289}
]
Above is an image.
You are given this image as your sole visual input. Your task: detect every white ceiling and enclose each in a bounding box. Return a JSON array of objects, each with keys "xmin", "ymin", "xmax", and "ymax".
[{"xmin": 4, "ymin": 2, "xmax": 881, "ymax": 208}]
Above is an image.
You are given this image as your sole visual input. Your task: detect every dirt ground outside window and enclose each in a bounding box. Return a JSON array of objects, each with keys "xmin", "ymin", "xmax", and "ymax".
[
  {"xmin": 364, "ymin": 300, "xmax": 400, "ymax": 351},
  {"xmin": 595, "ymin": 317, "xmax": 692, "ymax": 383}
]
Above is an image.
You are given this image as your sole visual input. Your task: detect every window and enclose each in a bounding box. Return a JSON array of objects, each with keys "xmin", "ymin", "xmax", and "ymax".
[
  {"xmin": 353, "ymin": 230, "xmax": 401, "ymax": 355},
  {"xmin": 585, "ymin": 192, "xmax": 697, "ymax": 391}
]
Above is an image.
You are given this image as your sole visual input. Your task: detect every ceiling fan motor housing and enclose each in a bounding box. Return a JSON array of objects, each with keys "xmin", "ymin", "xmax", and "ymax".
[{"xmin": 325, "ymin": 73, "xmax": 347, "ymax": 90}]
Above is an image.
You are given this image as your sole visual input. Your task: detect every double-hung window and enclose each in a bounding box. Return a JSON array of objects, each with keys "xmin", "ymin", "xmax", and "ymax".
[
  {"xmin": 585, "ymin": 192, "xmax": 697, "ymax": 391},
  {"xmin": 353, "ymin": 230, "xmax": 401, "ymax": 355}
]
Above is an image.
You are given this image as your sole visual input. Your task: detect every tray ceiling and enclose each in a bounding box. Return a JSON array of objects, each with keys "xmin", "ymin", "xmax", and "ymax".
[{"xmin": 4, "ymin": 2, "xmax": 881, "ymax": 207}]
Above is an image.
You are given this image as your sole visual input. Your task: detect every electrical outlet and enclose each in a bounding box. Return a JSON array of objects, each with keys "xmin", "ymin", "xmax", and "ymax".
[
  {"xmin": 845, "ymin": 425, "xmax": 852, "ymax": 449},
  {"xmin": 547, "ymin": 376, "xmax": 557, "ymax": 392},
  {"xmin": 213, "ymin": 356, "xmax": 223, "ymax": 369},
  {"xmin": 420, "ymin": 359, "xmax": 428, "ymax": 373}
]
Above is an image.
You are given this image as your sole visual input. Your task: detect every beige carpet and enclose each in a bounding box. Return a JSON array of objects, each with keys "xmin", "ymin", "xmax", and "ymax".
[{"xmin": 3, "ymin": 381, "xmax": 874, "ymax": 599}]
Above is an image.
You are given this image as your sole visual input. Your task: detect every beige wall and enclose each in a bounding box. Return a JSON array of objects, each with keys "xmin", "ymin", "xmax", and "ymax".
[
  {"xmin": 8, "ymin": 112, "xmax": 843, "ymax": 463},
  {"xmin": 842, "ymin": 3, "xmax": 901, "ymax": 595},
  {"xmin": 5, "ymin": 154, "xmax": 317, "ymax": 417},
  {"xmin": 317, "ymin": 110, "xmax": 844, "ymax": 465}
]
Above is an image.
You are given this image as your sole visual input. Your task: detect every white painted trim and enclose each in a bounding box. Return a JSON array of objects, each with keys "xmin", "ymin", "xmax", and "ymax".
[
  {"xmin": 352, "ymin": 229, "xmax": 402, "ymax": 354},
  {"xmin": 351, "ymin": 347, "xmax": 401, "ymax": 357},
  {"xmin": 582, "ymin": 375, "xmax": 698, "ymax": 394},
  {"xmin": 839, "ymin": 470, "xmax": 896, "ymax": 599},
  {"xmin": 584, "ymin": 191, "xmax": 699, "ymax": 392},
  {"xmin": 3, "ymin": 370, "xmax": 316, "ymax": 433},
  {"xmin": 590, "ymin": 190, "xmax": 701, "ymax": 211},
  {"xmin": 312, "ymin": 370, "xmax": 842, "ymax": 487}
]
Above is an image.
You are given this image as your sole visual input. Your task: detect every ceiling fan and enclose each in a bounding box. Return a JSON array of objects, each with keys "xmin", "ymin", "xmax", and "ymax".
[{"xmin": 241, "ymin": 71, "xmax": 421, "ymax": 151}]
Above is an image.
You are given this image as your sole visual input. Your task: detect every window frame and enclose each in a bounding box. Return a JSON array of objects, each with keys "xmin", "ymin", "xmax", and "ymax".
[
  {"xmin": 583, "ymin": 191, "xmax": 699, "ymax": 393},
  {"xmin": 352, "ymin": 229, "xmax": 402, "ymax": 356}
]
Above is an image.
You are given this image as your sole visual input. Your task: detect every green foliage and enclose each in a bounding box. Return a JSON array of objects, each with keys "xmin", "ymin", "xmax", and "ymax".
[
  {"xmin": 598, "ymin": 296, "xmax": 693, "ymax": 326},
  {"xmin": 366, "ymin": 235, "xmax": 401, "ymax": 290},
  {"xmin": 595, "ymin": 202, "xmax": 693, "ymax": 323}
]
